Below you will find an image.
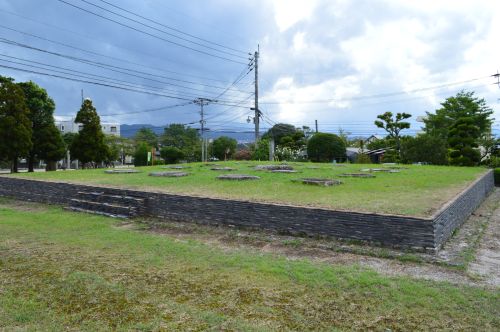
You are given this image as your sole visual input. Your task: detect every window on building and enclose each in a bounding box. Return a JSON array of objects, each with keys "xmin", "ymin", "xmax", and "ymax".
[
  {"xmin": 78, "ymin": 125, "xmax": 83, "ymax": 131},
  {"xmin": 61, "ymin": 125, "xmax": 65, "ymax": 132},
  {"xmin": 110, "ymin": 126, "xmax": 117, "ymax": 133}
]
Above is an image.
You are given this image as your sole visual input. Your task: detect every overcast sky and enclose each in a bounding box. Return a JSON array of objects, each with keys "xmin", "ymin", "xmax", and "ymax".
[{"xmin": 0, "ymin": 0, "xmax": 499, "ymax": 136}]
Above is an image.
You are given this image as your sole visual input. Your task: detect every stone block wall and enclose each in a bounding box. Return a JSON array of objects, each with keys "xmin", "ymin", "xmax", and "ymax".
[{"xmin": 0, "ymin": 169, "xmax": 494, "ymax": 251}]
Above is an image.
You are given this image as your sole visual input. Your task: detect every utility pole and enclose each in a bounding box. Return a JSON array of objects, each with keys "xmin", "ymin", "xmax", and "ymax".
[
  {"xmin": 315, "ymin": 120, "xmax": 318, "ymax": 133},
  {"xmin": 194, "ymin": 98, "xmax": 215, "ymax": 162},
  {"xmin": 253, "ymin": 46, "xmax": 260, "ymax": 143}
]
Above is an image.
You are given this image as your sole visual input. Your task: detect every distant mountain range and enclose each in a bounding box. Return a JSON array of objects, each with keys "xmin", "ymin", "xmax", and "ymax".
[{"xmin": 120, "ymin": 124, "xmax": 262, "ymax": 143}]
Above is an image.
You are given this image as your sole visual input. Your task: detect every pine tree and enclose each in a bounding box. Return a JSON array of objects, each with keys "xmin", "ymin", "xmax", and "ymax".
[
  {"xmin": 70, "ymin": 99, "xmax": 108, "ymax": 168},
  {"xmin": 18, "ymin": 81, "xmax": 65, "ymax": 172},
  {"xmin": 0, "ymin": 77, "xmax": 32, "ymax": 172}
]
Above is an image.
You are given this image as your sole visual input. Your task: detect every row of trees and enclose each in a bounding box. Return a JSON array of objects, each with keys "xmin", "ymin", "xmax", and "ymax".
[
  {"xmin": 0, "ymin": 76, "xmax": 66, "ymax": 172},
  {"xmin": 0, "ymin": 76, "xmax": 127, "ymax": 171},
  {"xmin": 370, "ymin": 91, "xmax": 498, "ymax": 166}
]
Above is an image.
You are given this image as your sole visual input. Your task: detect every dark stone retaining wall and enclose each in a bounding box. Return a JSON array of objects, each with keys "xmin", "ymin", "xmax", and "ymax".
[
  {"xmin": 432, "ymin": 169, "xmax": 494, "ymax": 249},
  {"xmin": 0, "ymin": 169, "xmax": 494, "ymax": 251}
]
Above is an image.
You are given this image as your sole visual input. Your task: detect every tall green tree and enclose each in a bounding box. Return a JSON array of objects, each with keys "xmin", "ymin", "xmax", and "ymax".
[
  {"xmin": 0, "ymin": 77, "xmax": 32, "ymax": 173},
  {"xmin": 374, "ymin": 111, "xmax": 411, "ymax": 153},
  {"xmin": 160, "ymin": 124, "xmax": 200, "ymax": 161},
  {"xmin": 133, "ymin": 127, "xmax": 158, "ymax": 148},
  {"xmin": 70, "ymin": 99, "xmax": 108, "ymax": 168},
  {"xmin": 448, "ymin": 117, "xmax": 481, "ymax": 166},
  {"xmin": 211, "ymin": 136, "xmax": 237, "ymax": 161},
  {"xmin": 262, "ymin": 123, "xmax": 300, "ymax": 145},
  {"xmin": 424, "ymin": 91, "xmax": 493, "ymax": 142},
  {"xmin": 18, "ymin": 81, "xmax": 65, "ymax": 171}
]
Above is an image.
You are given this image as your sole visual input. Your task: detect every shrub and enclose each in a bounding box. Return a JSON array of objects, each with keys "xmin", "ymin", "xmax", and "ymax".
[
  {"xmin": 252, "ymin": 139, "xmax": 269, "ymax": 160},
  {"xmin": 307, "ymin": 133, "xmax": 346, "ymax": 162},
  {"xmin": 494, "ymin": 168, "xmax": 500, "ymax": 186},
  {"xmin": 160, "ymin": 146, "xmax": 184, "ymax": 164},
  {"xmin": 355, "ymin": 153, "xmax": 371, "ymax": 164},
  {"xmin": 133, "ymin": 142, "xmax": 150, "ymax": 166},
  {"xmin": 400, "ymin": 135, "xmax": 448, "ymax": 165},
  {"xmin": 274, "ymin": 146, "xmax": 306, "ymax": 162}
]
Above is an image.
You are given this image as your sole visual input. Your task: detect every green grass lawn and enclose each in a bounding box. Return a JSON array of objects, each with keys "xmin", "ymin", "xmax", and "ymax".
[
  {"xmin": 0, "ymin": 201, "xmax": 498, "ymax": 331},
  {"xmin": 8, "ymin": 161, "xmax": 486, "ymax": 217}
]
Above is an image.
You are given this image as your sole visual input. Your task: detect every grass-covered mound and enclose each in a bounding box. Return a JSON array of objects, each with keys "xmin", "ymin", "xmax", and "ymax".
[{"xmin": 9, "ymin": 161, "xmax": 487, "ymax": 217}]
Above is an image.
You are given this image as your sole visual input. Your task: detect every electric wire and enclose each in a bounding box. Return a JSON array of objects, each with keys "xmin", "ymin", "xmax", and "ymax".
[
  {"xmin": 91, "ymin": 0, "xmax": 248, "ymax": 55},
  {"xmin": 55, "ymin": 0, "xmax": 248, "ymax": 64}
]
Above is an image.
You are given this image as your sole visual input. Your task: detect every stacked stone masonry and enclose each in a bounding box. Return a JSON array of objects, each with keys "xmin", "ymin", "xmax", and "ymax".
[{"xmin": 0, "ymin": 169, "xmax": 493, "ymax": 251}]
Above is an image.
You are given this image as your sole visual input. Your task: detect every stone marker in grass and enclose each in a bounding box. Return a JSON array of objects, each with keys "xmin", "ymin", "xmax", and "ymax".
[
  {"xmin": 339, "ymin": 173, "xmax": 376, "ymax": 178},
  {"xmin": 104, "ymin": 169, "xmax": 140, "ymax": 174},
  {"xmin": 217, "ymin": 174, "xmax": 260, "ymax": 181},
  {"xmin": 149, "ymin": 171, "xmax": 189, "ymax": 177},
  {"xmin": 211, "ymin": 167, "xmax": 236, "ymax": 171},
  {"xmin": 254, "ymin": 164, "xmax": 294, "ymax": 171},
  {"xmin": 360, "ymin": 168, "xmax": 400, "ymax": 173},
  {"xmin": 271, "ymin": 169, "xmax": 299, "ymax": 173},
  {"xmin": 293, "ymin": 178, "xmax": 342, "ymax": 186},
  {"xmin": 162, "ymin": 165, "xmax": 191, "ymax": 169}
]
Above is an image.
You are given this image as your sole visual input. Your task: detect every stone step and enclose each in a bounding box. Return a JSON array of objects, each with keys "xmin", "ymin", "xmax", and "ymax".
[
  {"xmin": 75, "ymin": 191, "xmax": 145, "ymax": 207},
  {"xmin": 64, "ymin": 206, "xmax": 128, "ymax": 219},
  {"xmin": 69, "ymin": 198, "xmax": 138, "ymax": 217}
]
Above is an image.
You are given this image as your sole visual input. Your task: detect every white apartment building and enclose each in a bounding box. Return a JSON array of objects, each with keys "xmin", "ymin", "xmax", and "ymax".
[{"xmin": 54, "ymin": 116, "xmax": 120, "ymax": 136}]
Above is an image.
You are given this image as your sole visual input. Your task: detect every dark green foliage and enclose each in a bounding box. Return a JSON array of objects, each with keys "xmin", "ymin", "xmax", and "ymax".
[
  {"xmin": 448, "ymin": 118, "xmax": 481, "ymax": 166},
  {"xmin": 160, "ymin": 146, "xmax": 184, "ymax": 164},
  {"xmin": 133, "ymin": 127, "xmax": 158, "ymax": 148},
  {"xmin": 161, "ymin": 124, "xmax": 200, "ymax": 161},
  {"xmin": 307, "ymin": 133, "xmax": 346, "ymax": 162},
  {"xmin": 0, "ymin": 77, "xmax": 32, "ymax": 172},
  {"xmin": 263, "ymin": 124, "xmax": 306, "ymax": 150},
  {"xmin": 382, "ymin": 149, "xmax": 400, "ymax": 163},
  {"xmin": 133, "ymin": 142, "xmax": 150, "ymax": 166},
  {"xmin": 424, "ymin": 91, "xmax": 493, "ymax": 141},
  {"xmin": 355, "ymin": 153, "xmax": 371, "ymax": 164},
  {"xmin": 252, "ymin": 138, "xmax": 269, "ymax": 160},
  {"xmin": 400, "ymin": 135, "xmax": 448, "ymax": 165},
  {"xmin": 17, "ymin": 81, "xmax": 65, "ymax": 171},
  {"xmin": 211, "ymin": 136, "xmax": 237, "ymax": 160},
  {"xmin": 374, "ymin": 111, "xmax": 411, "ymax": 152},
  {"xmin": 262, "ymin": 123, "xmax": 296, "ymax": 144},
  {"xmin": 70, "ymin": 99, "xmax": 109, "ymax": 167},
  {"xmin": 494, "ymin": 168, "xmax": 500, "ymax": 186}
]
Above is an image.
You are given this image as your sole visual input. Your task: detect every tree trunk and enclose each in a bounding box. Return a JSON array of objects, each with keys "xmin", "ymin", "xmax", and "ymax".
[
  {"xmin": 27, "ymin": 154, "xmax": 35, "ymax": 172},
  {"xmin": 11, "ymin": 158, "xmax": 18, "ymax": 173},
  {"xmin": 46, "ymin": 161, "xmax": 57, "ymax": 171}
]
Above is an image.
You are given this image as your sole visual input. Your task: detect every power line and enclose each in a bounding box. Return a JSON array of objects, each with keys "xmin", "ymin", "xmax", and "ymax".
[
  {"xmin": 0, "ymin": 38, "xmax": 254, "ymax": 102},
  {"xmin": 55, "ymin": 0, "xmax": 248, "ymax": 64},
  {"xmin": 0, "ymin": 54, "xmax": 210, "ymax": 100},
  {"xmin": 99, "ymin": 102, "xmax": 193, "ymax": 117},
  {"xmin": 94, "ymin": 0, "xmax": 248, "ymax": 55},
  {"xmin": 0, "ymin": 31, "xmax": 252, "ymax": 93},
  {"xmin": 0, "ymin": 9, "xmax": 247, "ymax": 84},
  {"xmin": 78, "ymin": 0, "xmax": 246, "ymax": 59}
]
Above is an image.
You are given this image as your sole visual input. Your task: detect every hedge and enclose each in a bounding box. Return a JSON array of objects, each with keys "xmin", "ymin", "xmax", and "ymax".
[{"xmin": 495, "ymin": 168, "xmax": 500, "ymax": 186}]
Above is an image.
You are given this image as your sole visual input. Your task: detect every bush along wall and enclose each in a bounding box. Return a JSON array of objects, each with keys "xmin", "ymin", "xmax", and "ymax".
[{"xmin": 494, "ymin": 168, "xmax": 500, "ymax": 186}]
